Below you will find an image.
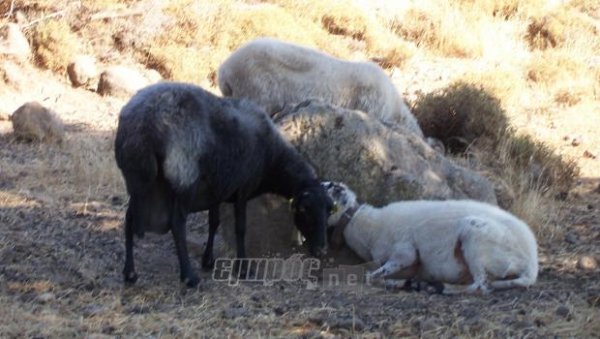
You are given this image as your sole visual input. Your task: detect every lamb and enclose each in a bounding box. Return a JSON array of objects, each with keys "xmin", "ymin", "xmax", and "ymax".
[
  {"xmin": 114, "ymin": 82, "xmax": 333, "ymax": 287},
  {"xmin": 218, "ymin": 38, "xmax": 423, "ymax": 137},
  {"xmin": 322, "ymin": 181, "xmax": 538, "ymax": 294}
]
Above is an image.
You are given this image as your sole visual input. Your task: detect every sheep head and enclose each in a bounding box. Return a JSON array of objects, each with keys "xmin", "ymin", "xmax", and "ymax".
[{"xmin": 291, "ymin": 185, "xmax": 333, "ymax": 257}]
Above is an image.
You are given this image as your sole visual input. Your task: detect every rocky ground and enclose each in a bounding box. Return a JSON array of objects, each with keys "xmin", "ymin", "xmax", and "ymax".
[{"xmin": 0, "ymin": 52, "xmax": 599, "ymax": 338}]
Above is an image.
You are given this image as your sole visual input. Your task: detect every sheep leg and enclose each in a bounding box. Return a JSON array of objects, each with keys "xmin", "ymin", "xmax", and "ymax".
[
  {"xmin": 488, "ymin": 276, "xmax": 534, "ymax": 290},
  {"xmin": 123, "ymin": 201, "xmax": 138, "ymax": 284},
  {"xmin": 453, "ymin": 222, "xmax": 491, "ymax": 294},
  {"xmin": 367, "ymin": 247, "xmax": 417, "ymax": 283},
  {"xmin": 201, "ymin": 205, "xmax": 220, "ymax": 271},
  {"xmin": 170, "ymin": 201, "xmax": 199, "ymax": 287},
  {"xmin": 233, "ymin": 199, "xmax": 250, "ymax": 279}
]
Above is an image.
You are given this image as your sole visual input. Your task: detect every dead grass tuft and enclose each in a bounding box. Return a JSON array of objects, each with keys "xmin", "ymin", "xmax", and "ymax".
[
  {"xmin": 526, "ymin": 15, "xmax": 566, "ymax": 50},
  {"xmin": 414, "ymin": 82, "xmax": 578, "ymax": 213},
  {"xmin": 554, "ymin": 88, "xmax": 584, "ymax": 107},
  {"xmin": 390, "ymin": 6, "xmax": 483, "ymax": 58},
  {"xmin": 499, "ymin": 131, "xmax": 579, "ymax": 194},
  {"xmin": 413, "ymin": 82, "xmax": 508, "ymax": 153},
  {"xmin": 527, "ymin": 50, "xmax": 588, "ymax": 87},
  {"xmin": 317, "ymin": 1, "xmax": 370, "ymax": 40},
  {"xmin": 458, "ymin": 0, "xmax": 545, "ymax": 19},
  {"xmin": 526, "ymin": 8, "xmax": 600, "ymax": 51},
  {"xmin": 138, "ymin": 1, "xmax": 318, "ymax": 82},
  {"xmin": 212, "ymin": 3, "xmax": 316, "ymax": 52},
  {"xmin": 526, "ymin": 50, "xmax": 597, "ymax": 104},
  {"xmin": 370, "ymin": 40, "xmax": 415, "ymax": 69},
  {"xmin": 31, "ymin": 19, "xmax": 80, "ymax": 73}
]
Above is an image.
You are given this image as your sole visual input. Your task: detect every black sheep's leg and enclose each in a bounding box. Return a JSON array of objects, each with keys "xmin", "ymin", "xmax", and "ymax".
[
  {"xmin": 201, "ymin": 205, "xmax": 220, "ymax": 271},
  {"xmin": 233, "ymin": 199, "xmax": 249, "ymax": 278},
  {"xmin": 171, "ymin": 200, "xmax": 198, "ymax": 287},
  {"xmin": 123, "ymin": 198, "xmax": 138, "ymax": 284}
]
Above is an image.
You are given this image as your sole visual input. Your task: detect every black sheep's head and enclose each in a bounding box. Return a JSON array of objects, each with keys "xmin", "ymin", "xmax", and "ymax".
[{"xmin": 291, "ymin": 186, "xmax": 334, "ymax": 257}]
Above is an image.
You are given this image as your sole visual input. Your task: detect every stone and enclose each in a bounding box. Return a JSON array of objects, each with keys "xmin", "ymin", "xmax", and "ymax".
[
  {"xmin": 97, "ymin": 65, "xmax": 151, "ymax": 97},
  {"xmin": 0, "ymin": 23, "xmax": 30, "ymax": 62},
  {"xmin": 577, "ymin": 255, "xmax": 598, "ymax": 271},
  {"xmin": 67, "ymin": 55, "xmax": 98, "ymax": 88},
  {"xmin": 11, "ymin": 102, "xmax": 65, "ymax": 143}
]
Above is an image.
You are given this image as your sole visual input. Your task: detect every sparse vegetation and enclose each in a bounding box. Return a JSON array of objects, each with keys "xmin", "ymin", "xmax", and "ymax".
[
  {"xmin": 413, "ymin": 82, "xmax": 509, "ymax": 153},
  {"xmin": 31, "ymin": 19, "xmax": 80, "ymax": 73},
  {"xmin": 1, "ymin": 0, "xmax": 599, "ymax": 337}
]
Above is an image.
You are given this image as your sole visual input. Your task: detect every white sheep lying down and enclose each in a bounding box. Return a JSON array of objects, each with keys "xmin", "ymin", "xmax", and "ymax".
[
  {"xmin": 218, "ymin": 38, "xmax": 423, "ymax": 137},
  {"xmin": 322, "ymin": 181, "xmax": 538, "ymax": 294}
]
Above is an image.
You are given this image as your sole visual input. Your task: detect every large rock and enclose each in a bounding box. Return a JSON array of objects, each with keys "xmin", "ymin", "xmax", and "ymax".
[
  {"xmin": 220, "ymin": 100, "xmax": 497, "ymax": 262},
  {"xmin": 0, "ymin": 23, "xmax": 30, "ymax": 62},
  {"xmin": 97, "ymin": 65, "xmax": 153, "ymax": 97},
  {"xmin": 11, "ymin": 102, "xmax": 65, "ymax": 143},
  {"xmin": 67, "ymin": 55, "xmax": 98, "ymax": 88}
]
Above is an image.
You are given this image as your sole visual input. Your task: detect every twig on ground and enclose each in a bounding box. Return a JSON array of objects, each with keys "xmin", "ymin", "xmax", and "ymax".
[
  {"xmin": 22, "ymin": 10, "xmax": 67, "ymax": 29},
  {"xmin": 4, "ymin": 0, "xmax": 15, "ymax": 18},
  {"xmin": 89, "ymin": 9, "xmax": 145, "ymax": 21}
]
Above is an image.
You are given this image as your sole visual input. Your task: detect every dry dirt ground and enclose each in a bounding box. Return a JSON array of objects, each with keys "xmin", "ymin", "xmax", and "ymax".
[{"xmin": 1, "ymin": 59, "xmax": 599, "ymax": 338}]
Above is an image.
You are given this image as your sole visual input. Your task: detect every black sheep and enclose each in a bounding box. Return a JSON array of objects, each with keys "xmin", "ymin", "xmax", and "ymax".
[{"xmin": 114, "ymin": 82, "xmax": 332, "ymax": 287}]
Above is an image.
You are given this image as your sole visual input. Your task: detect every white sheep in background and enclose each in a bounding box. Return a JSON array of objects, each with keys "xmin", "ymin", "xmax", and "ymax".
[
  {"xmin": 218, "ymin": 38, "xmax": 423, "ymax": 137},
  {"xmin": 322, "ymin": 181, "xmax": 538, "ymax": 294}
]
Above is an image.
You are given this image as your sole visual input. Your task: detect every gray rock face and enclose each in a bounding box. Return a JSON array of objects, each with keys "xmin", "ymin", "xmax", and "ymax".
[
  {"xmin": 277, "ymin": 100, "xmax": 497, "ymax": 205},
  {"xmin": 0, "ymin": 23, "xmax": 30, "ymax": 62},
  {"xmin": 220, "ymin": 100, "xmax": 497, "ymax": 261}
]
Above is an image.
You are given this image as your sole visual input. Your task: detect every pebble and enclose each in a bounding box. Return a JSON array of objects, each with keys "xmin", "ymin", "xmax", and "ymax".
[
  {"xmin": 577, "ymin": 255, "xmax": 598, "ymax": 271},
  {"xmin": 583, "ymin": 150, "xmax": 596, "ymax": 159}
]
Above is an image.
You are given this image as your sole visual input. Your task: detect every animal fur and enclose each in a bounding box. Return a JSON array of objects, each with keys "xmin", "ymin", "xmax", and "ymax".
[
  {"xmin": 322, "ymin": 181, "xmax": 538, "ymax": 294},
  {"xmin": 218, "ymin": 38, "xmax": 423, "ymax": 137},
  {"xmin": 114, "ymin": 82, "xmax": 332, "ymax": 287}
]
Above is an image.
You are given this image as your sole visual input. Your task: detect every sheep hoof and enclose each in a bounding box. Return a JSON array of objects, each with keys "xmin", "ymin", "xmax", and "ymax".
[
  {"xmin": 423, "ymin": 281, "xmax": 445, "ymax": 294},
  {"xmin": 182, "ymin": 274, "xmax": 200, "ymax": 288},
  {"xmin": 123, "ymin": 271, "xmax": 138, "ymax": 285},
  {"xmin": 201, "ymin": 256, "xmax": 215, "ymax": 271}
]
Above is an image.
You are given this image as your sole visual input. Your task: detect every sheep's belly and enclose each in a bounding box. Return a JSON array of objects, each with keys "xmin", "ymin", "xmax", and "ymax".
[{"xmin": 420, "ymin": 258, "xmax": 473, "ymax": 284}]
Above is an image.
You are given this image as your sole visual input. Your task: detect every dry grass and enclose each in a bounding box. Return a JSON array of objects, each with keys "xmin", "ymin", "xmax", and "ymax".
[
  {"xmin": 31, "ymin": 19, "xmax": 80, "ymax": 73},
  {"xmin": 527, "ymin": 50, "xmax": 598, "ymax": 105},
  {"xmin": 413, "ymin": 82, "xmax": 509, "ymax": 153},
  {"xmin": 389, "ymin": 4, "xmax": 484, "ymax": 58},
  {"xmin": 457, "ymin": 0, "xmax": 539, "ymax": 18},
  {"xmin": 526, "ymin": 8, "xmax": 600, "ymax": 51},
  {"xmin": 413, "ymin": 82, "xmax": 579, "ymax": 235}
]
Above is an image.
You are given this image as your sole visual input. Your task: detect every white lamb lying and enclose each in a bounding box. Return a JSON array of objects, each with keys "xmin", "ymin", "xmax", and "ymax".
[{"xmin": 322, "ymin": 181, "xmax": 538, "ymax": 294}]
